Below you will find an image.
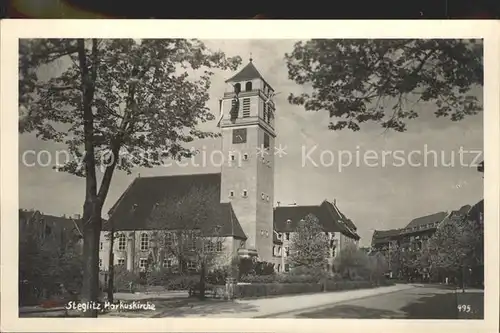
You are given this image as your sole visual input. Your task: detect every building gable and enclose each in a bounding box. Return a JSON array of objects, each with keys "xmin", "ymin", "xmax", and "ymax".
[{"xmin": 105, "ymin": 173, "xmax": 246, "ymax": 239}]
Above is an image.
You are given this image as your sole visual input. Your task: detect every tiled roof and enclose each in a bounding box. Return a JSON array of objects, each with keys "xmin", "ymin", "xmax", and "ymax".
[
  {"xmin": 405, "ymin": 211, "xmax": 448, "ymax": 229},
  {"xmin": 323, "ymin": 200, "xmax": 360, "ymax": 238},
  {"xmin": 225, "ymin": 61, "xmax": 273, "ymax": 89},
  {"xmin": 105, "ymin": 173, "xmax": 247, "ymax": 239},
  {"xmin": 372, "ymin": 229, "xmax": 402, "ymax": 245},
  {"xmin": 273, "ymin": 200, "xmax": 359, "ymax": 240}
]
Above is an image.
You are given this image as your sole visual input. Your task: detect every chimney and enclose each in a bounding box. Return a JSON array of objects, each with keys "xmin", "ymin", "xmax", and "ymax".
[
  {"xmin": 73, "ymin": 214, "xmax": 81, "ymax": 220},
  {"xmin": 333, "ymin": 198, "xmax": 336, "ymax": 205},
  {"xmin": 138, "ymin": 173, "xmax": 141, "ymax": 178},
  {"xmin": 277, "ymin": 201, "xmax": 281, "ymax": 207}
]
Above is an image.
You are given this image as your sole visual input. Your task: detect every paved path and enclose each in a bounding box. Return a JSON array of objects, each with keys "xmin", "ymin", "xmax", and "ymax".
[
  {"xmin": 113, "ymin": 290, "xmax": 189, "ymax": 301},
  {"xmin": 148, "ymin": 284, "xmax": 414, "ymax": 318},
  {"xmin": 273, "ymin": 285, "xmax": 484, "ymax": 319}
]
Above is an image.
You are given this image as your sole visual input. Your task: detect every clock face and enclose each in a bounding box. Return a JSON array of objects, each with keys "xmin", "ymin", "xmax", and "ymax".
[{"xmin": 232, "ymin": 128, "xmax": 247, "ymax": 144}]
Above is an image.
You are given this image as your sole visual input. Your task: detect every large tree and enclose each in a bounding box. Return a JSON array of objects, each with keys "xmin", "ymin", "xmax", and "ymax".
[
  {"xmin": 285, "ymin": 39, "xmax": 483, "ymax": 132},
  {"xmin": 19, "ymin": 39, "xmax": 240, "ymax": 315},
  {"xmin": 289, "ymin": 214, "xmax": 330, "ymax": 272},
  {"xmin": 147, "ymin": 185, "xmax": 230, "ymax": 299},
  {"xmin": 427, "ymin": 215, "xmax": 483, "ymax": 291}
]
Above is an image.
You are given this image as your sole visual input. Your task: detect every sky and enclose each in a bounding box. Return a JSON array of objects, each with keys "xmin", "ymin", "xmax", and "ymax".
[{"xmin": 18, "ymin": 39, "xmax": 484, "ymax": 246}]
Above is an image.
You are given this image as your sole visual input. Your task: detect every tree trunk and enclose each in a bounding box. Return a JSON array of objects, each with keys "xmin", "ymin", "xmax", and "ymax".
[
  {"xmin": 461, "ymin": 265, "xmax": 466, "ymax": 293},
  {"xmin": 198, "ymin": 261, "xmax": 206, "ymax": 300},
  {"xmin": 107, "ymin": 230, "xmax": 115, "ymax": 303},
  {"xmin": 80, "ymin": 204, "xmax": 102, "ymax": 317}
]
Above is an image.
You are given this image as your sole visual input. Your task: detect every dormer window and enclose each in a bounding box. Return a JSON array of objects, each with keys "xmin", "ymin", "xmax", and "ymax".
[
  {"xmin": 286, "ymin": 219, "xmax": 292, "ymax": 225},
  {"xmin": 242, "ymin": 190, "xmax": 248, "ymax": 198},
  {"xmin": 229, "ymin": 190, "xmax": 234, "ymax": 198},
  {"xmin": 245, "ymin": 81, "xmax": 252, "ymax": 91},
  {"xmin": 243, "ymin": 153, "xmax": 248, "ymax": 161}
]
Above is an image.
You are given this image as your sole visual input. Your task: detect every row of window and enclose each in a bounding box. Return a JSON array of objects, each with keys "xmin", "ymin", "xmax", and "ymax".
[
  {"xmin": 100, "ymin": 233, "xmax": 222, "ymax": 252},
  {"xmin": 100, "ymin": 234, "xmax": 128, "ymax": 251},
  {"xmin": 273, "ymin": 245, "xmax": 289, "ymax": 257},
  {"xmin": 228, "ymin": 190, "xmax": 271, "ymax": 202},
  {"xmin": 276, "ymin": 232, "xmax": 291, "ymax": 241},
  {"xmin": 229, "ymin": 97, "xmax": 274, "ymax": 124},
  {"xmin": 98, "ymin": 258, "xmax": 197, "ymax": 270}
]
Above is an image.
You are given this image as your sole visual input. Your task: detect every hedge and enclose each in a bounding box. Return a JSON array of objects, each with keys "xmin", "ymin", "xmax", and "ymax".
[{"xmin": 234, "ymin": 279, "xmax": 394, "ymax": 299}]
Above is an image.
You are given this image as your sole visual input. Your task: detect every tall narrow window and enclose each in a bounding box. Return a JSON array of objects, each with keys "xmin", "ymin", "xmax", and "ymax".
[
  {"xmin": 234, "ymin": 83, "xmax": 241, "ymax": 94},
  {"xmin": 242, "ymin": 98, "xmax": 251, "ymax": 117},
  {"xmin": 245, "ymin": 81, "xmax": 252, "ymax": 91},
  {"xmin": 165, "ymin": 232, "xmax": 173, "ymax": 247},
  {"xmin": 118, "ymin": 234, "xmax": 126, "ymax": 251},
  {"xmin": 264, "ymin": 133, "xmax": 270, "ymax": 149},
  {"xmin": 140, "ymin": 233, "xmax": 149, "ymax": 251},
  {"xmin": 139, "ymin": 258, "xmax": 148, "ymax": 270}
]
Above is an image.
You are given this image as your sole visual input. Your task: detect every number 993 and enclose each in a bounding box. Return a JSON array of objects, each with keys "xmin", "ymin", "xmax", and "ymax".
[{"xmin": 458, "ymin": 304, "xmax": 471, "ymax": 312}]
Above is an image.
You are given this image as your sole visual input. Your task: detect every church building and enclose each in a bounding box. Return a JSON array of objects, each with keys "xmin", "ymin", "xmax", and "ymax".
[{"xmin": 99, "ymin": 60, "xmax": 360, "ymax": 274}]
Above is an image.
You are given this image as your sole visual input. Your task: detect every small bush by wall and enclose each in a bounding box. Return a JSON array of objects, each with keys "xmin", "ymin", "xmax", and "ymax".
[{"xmin": 234, "ymin": 279, "xmax": 394, "ymax": 299}]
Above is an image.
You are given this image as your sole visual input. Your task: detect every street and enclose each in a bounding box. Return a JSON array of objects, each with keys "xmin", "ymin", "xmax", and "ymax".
[{"xmin": 272, "ymin": 285, "xmax": 484, "ymax": 319}]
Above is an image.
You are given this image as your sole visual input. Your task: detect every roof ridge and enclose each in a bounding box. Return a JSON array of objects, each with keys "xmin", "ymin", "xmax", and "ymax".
[
  {"xmin": 107, "ymin": 177, "xmax": 140, "ymax": 216},
  {"xmin": 137, "ymin": 172, "xmax": 221, "ymax": 180}
]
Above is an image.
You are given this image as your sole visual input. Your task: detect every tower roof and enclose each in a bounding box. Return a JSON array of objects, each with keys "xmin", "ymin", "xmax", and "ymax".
[{"xmin": 226, "ymin": 60, "xmax": 273, "ymax": 90}]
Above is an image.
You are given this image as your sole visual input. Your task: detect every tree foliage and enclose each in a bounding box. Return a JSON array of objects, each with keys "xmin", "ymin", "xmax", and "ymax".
[
  {"xmin": 19, "ymin": 226, "xmax": 83, "ymax": 305},
  {"xmin": 147, "ymin": 185, "xmax": 230, "ymax": 299},
  {"xmin": 288, "ymin": 213, "xmax": 330, "ymax": 271},
  {"xmin": 285, "ymin": 39, "xmax": 483, "ymax": 132},
  {"xmin": 427, "ymin": 215, "xmax": 483, "ymax": 275},
  {"xmin": 20, "ymin": 39, "xmax": 241, "ymax": 176},
  {"xmin": 334, "ymin": 243, "xmax": 369, "ymax": 279},
  {"xmin": 19, "ymin": 38, "xmax": 241, "ymax": 314}
]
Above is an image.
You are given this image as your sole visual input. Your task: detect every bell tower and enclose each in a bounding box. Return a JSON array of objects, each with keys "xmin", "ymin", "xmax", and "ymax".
[{"xmin": 219, "ymin": 59, "xmax": 276, "ymax": 262}]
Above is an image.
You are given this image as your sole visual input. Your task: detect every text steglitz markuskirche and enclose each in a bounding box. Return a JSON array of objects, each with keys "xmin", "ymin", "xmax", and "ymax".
[{"xmin": 65, "ymin": 300, "xmax": 156, "ymax": 313}]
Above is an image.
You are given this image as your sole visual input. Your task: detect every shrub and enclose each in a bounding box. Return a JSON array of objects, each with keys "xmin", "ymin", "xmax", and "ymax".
[
  {"xmin": 206, "ymin": 267, "xmax": 229, "ymax": 285},
  {"xmin": 238, "ymin": 257, "xmax": 255, "ymax": 277},
  {"xmin": 240, "ymin": 273, "xmax": 323, "ymax": 284},
  {"xmin": 254, "ymin": 261, "xmax": 275, "ymax": 276},
  {"xmin": 234, "ymin": 279, "xmax": 395, "ymax": 299},
  {"xmin": 113, "ymin": 266, "xmax": 140, "ymax": 292},
  {"xmin": 235, "ymin": 283, "xmax": 322, "ymax": 298},
  {"xmin": 165, "ymin": 275, "xmax": 199, "ymax": 290},
  {"xmin": 236, "ymin": 257, "xmax": 276, "ymax": 278}
]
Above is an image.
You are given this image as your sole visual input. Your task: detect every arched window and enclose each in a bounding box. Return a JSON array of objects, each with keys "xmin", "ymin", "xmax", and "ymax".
[
  {"xmin": 118, "ymin": 234, "xmax": 126, "ymax": 251},
  {"xmin": 245, "ymin": 81, "xmax": 252, "ymax": 91},
  {"xmin": 234, "ymin": 83, "xmax": 241, "ymax": 95},
  {"xmin": 140, "ymin": 233, "xmax": 149, "ymax": 251}
]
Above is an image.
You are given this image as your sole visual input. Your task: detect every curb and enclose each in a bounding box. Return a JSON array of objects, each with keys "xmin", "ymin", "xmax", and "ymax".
[{"xmin": 253, "ymin": 285, "xmax": 417, "ymax": 318}]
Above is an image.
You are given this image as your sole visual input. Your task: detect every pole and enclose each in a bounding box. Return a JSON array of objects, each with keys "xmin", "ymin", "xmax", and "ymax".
[{"xmin": 107, "ymin": 225, "xmax": 115, "ymax": 302}]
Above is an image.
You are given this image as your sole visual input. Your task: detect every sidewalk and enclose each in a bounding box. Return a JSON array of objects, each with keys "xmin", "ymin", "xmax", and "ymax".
[
  {"xmin": 151, "ymin": 283, "xmax": 415, "ymax": 318},
  {"xmin": 113, "ymin": 290, "xmax": 189, "ymax": 301}
]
